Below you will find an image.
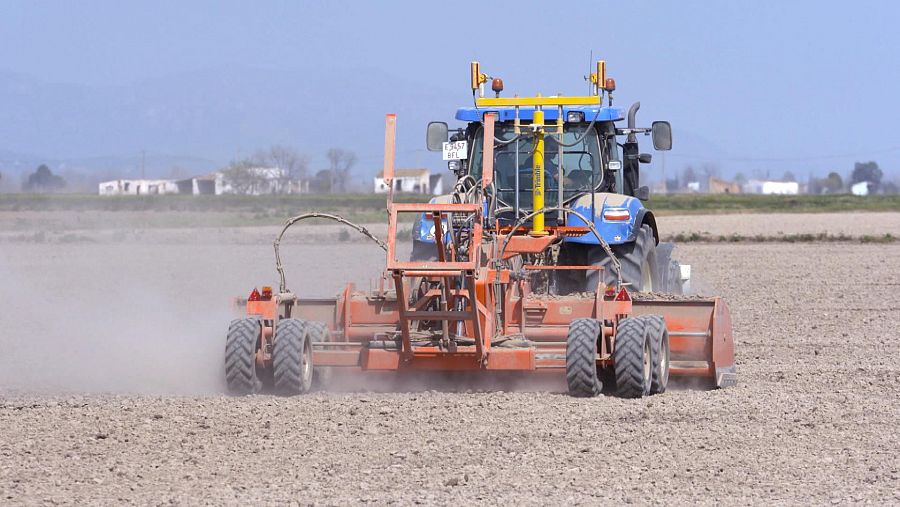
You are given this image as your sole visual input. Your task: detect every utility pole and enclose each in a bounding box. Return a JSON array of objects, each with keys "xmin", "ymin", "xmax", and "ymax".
[{"xmin": 661, "ymin": 152, "xmax": 667, "ymax": 194}]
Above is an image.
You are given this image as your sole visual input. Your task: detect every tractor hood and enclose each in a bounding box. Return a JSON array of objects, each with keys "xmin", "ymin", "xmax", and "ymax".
[{"xmin": 564, "ymin": 192, "xmax": 645, "ymax": 246}]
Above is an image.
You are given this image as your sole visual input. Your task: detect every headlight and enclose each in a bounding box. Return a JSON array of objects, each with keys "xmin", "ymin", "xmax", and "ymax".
[{"xmin": 566, "ymin": 111, "xmax": 584, "ymax": 123}]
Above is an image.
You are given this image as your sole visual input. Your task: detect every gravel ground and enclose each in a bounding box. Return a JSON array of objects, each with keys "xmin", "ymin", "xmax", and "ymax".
[{"xmin": 1, "ymin": 213, "xmax": 899, "ymax": 504}]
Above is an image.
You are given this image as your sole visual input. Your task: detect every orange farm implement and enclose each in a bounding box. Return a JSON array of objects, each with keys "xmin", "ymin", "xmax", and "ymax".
[{"xmin": 225, "ymin": 63, "xmax": 736, "ymax": 398}]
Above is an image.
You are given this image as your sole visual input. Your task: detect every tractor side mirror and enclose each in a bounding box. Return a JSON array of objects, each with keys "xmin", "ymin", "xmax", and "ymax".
[
  {"xmin": 636, "ymin": 185, "xmax": 650, "ymax": 201},
  {"xmin": 426, "ymin": 122, "xmax": 449, "ymax": 152},
  {"xmin": 651, "ymin": 121, "xmax": 672, "ymax": 151},
  {"xmin": 638, "ymin": 153, "xmax": 652, "ymax": 164}
]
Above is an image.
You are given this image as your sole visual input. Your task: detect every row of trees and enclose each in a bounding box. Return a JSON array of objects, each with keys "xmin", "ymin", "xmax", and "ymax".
[
  {"xmin": 222, "ymin": 145, "xmax": 357, "ymax": 194},
  {"xmin": 809, "ymin": 161, "xmax": 893, "ymax": 194},
  {"xmin": 668, "ymin": 161, "xmax": 894, "ymax": 194}
]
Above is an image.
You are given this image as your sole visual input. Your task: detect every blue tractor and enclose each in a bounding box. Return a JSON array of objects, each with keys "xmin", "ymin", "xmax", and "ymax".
[{"xmin": 411, "ymin": 61, "xmax": 688, "ymax": 295}]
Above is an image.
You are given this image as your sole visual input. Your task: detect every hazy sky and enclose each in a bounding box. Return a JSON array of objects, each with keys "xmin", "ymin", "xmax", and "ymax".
[{"xmin": 2, "ymin": 0, "xmax": 899, "ymax": 180}]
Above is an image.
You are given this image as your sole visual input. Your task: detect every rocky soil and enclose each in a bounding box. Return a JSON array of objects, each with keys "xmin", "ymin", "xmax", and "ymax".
[{"xmin": 1, "ymin": 213, "xmax": 898, "ymax": 504}]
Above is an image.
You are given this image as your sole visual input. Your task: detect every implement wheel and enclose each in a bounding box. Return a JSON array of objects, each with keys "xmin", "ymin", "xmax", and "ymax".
[
  {"xmin": 273, "ymin": 319, "xmax": 313, "ymax": 396},
  {"xmin": 306, "ymin": 321, "xmax": 332, "ymax": 390},
  {"xmin": 565, "ymin": 318, "xmax": 603, "ymax": 397},
  {"xmin": 225, "ymin": 318, "xmax": 262, "ymax": 395},
  {"xmin": 612, "ymin": 318, "xmax": 652, "ymax": 398},
  {"xmin": 639, "ymin": 315, "xmax": 670, "ymax": 394}
]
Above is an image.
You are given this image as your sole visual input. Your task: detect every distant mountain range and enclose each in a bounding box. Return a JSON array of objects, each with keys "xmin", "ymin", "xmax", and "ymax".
[
  {"xmin": 1, "ymin": 65, "xmax": 742, "ymax": 191},
  {"xmin": 0, "ymin": 65, "xmax": 461, "ymax": 180}
]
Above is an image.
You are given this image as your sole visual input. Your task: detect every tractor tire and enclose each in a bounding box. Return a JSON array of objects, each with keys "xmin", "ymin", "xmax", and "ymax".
[
  {"xmin": 411, "ymin": 239, "xmax": 438, "ymax": 262},
  {"xmin": 408, "ymin": 240, "xmax": 438, "ymax": 304},
  {"xmin": 306, "ymin": 321, "xmax": 332, "ymax": 390},
  {"xmin": 655, "ymin": 242, "xmax": 684, "ymax": 295},
  {"xmin": 586, "ymin": 224, "xmax": 660, "ymax": 293},
  {"xmin": 639, "ymin": 315, "xmax": 670, "ymax": 394},
  {"xmin": 225, "ymin": 318, "xmax": 262, "ymax": 395},
  {"xmin": 612, "ymin": 317, "xmax": 652, "ymax": 398},
  {"xmin": 565, "ymin": 318, "xmax": 603, "ymax": 397},
  {"xmin": 272, "ymin": 319, "xmax": 313, "ymax": 396}
]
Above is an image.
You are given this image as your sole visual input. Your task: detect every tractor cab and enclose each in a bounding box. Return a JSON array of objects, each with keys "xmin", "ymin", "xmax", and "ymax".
[{"xmin": 426, "ymin": 63, "xmax": 671, "ymax": 227}]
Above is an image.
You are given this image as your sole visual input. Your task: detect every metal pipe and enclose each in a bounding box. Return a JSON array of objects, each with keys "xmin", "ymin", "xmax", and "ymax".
[
  {"xmin": 531, "ymin": 109, "xmax": 547, "ymax": 236},
  {"xmin": 626, "ymin": 101, "xmax": 641, "ymax": 143},
  {"xmin": 557, "ymin": 105, "xmax": 564, "ymax": 225}
]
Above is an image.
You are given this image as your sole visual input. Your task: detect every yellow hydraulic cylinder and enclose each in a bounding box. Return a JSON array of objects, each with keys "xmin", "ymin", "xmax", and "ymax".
[{"xmin": 530, "ymin": 109, "xmax": 548, "ymax": 236}]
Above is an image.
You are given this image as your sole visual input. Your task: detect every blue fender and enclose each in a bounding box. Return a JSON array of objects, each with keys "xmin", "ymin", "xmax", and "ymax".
[
  {"xmin": 413, "ymin": 195, "xmax": 453, "ymax": 244},
  {"xmin": 564, "ymin": 192, "xmax": 649, "ymax": 246}
]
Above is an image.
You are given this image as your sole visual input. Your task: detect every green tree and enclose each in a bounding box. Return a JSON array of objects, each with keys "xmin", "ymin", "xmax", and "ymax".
[
  {"xmin": 810, "ymin": 171, "xmax": 844, "ymax": 194},
  {"xmin": 850, "ymin": 161, "xmax": 882, "ymax": 192},
  {"xmin": 23, "ymin": 164, "xmax": 66, "ymax": 192},
  {"xmin": 221, "ymin": 159, "xmax": 267, "ymax": 194}
]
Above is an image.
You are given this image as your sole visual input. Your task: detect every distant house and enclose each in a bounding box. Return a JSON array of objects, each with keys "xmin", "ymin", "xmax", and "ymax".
[
  {"xmin": 98, "ymin": 179, "xmax": 180, "ymax": 196},
  {"xmin": 743, "ymin": 180, "xmax": 799, "ymax": 195},
  {"xmin": 219, "ymin": 167, "xmax": 290, "ymax": 195},
  {"xmin": 374, "ymin": 168, "xmax": 432, "ymax": 194},
  {"xmin": 708, "ymin": 176, "xmax": 741, "ymax": 194},
  {"xmin": 851, "ymin": 181, "xmax": 870, "ymax": 196},
  {"xmin": 99, "ymin": 169, "xmax": 309, "ymax": 197},
  {"xmin": 173, "ymin": 173, "xmax": 217, "ymax": 195}
]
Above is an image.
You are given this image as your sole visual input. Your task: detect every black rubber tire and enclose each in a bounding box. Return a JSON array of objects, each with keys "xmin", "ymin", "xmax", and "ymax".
[
  {"xmin": 305, "ymin": 321, "xmax": 332, "ymax": 390},
  {"xmin": 272, "ymin": 319, "xmax": 313, "ymax": 396},
  {"xmin": 639, "ymin": 315, "xmax": 670, "ymax": 394},
  {"xmin": 411, "ymin": 239, "xmax": 438, "ymax": 261},
  {"xmin": 225, "ymin": 318, "xmax": 261, "ymax": 395},
  {"xmin": 408, "ymin": 240, "xmax": 439, "ymax": 304},
  {"xmin": 586, "ymin": 224, "xmax": 660, "ymax": 293},
  {"xmin": 565, "ymin": 318, "xmax": 603, "ymax": 397},
  {"xmin": 612, "ymin": 317, "xmax": 652, "ymax": 398},
  {"xmin": 655, "ymin": 242, "xmax": 684, "ymax": 295}
]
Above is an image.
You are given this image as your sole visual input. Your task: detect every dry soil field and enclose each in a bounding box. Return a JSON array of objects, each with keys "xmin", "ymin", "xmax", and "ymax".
[{"xmin": 1, "ymin": 212, "xmax": 898, "ymax": 504}]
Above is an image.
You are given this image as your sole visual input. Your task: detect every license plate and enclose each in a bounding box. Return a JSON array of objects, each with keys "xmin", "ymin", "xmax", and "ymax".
[{"xmin": 442, "ymin": 141, "xmax": 468, "ymax": 161}]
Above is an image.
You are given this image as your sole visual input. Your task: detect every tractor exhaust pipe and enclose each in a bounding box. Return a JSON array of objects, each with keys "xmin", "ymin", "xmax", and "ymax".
[{"xmin": 627, "ymin": 101, "xmax": 640, "ymax": 143}]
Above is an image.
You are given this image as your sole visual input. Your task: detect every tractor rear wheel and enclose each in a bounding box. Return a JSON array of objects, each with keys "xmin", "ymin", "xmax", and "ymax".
[
  {"xmin": 408, "ymin": 240, "xmax": 438, "ymax": 304},
  {"xmin": 273, "ymin": 319, "xmax": 313, "ymax": 395},
  {"xmin": 225, "ymin": 318, "xmax": 262, "ymax": 395},
  {"xmin": 655, "ymin": 242, "xmax": 684, "ymax": 295},
  {"xmin": 639, "ymin": 315, "xmax": 670, "ymax": 394},
  {"xmin": 586, "ymin": 224, "xmax": 659, "ymax": 293},
  {"xmin": 612, "ymin": 317, "xmax": 652, "ymax": 398},
  {"xmin": 565, "ymin": 318, "xmax": 603, "ymax": 397},
  {"xmin": 305, "ymin": 321, "xmax": 332, "ymax": 390}
]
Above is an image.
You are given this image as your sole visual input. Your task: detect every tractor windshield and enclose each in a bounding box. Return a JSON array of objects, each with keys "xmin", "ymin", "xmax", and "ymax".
[{"xmin": 469, "ymin": 122, "xmax": 602, "ymax": 210}]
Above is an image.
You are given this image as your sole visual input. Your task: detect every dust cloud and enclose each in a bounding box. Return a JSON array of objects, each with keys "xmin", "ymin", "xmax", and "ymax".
[
  {"xmin": 0, "ymin": 244, "xmax": 230, "ymax": 394},
  {"xmin": 0, "ymin": 227, "xmax": 390, "ymax": 395}
]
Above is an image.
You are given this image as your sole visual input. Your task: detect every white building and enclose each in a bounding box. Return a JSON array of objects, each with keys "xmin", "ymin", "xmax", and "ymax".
[
  {"xmin": 100, "ymin": 169, "xmax": 310, "ymax": 196},
  {"xmin": 374, "ymin": 168, "xmax": 433, "ymax": 194},
  {"xmin": 851, "ymin": 181, "xmax": 870, "ymax": 196},
  {"xmin": 98, "ymin": 179, "xmax": 180, "ymax": 196},
  {"xmin": 743, "ymin": 180, "xmax": 799, "ymax": 195}
]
